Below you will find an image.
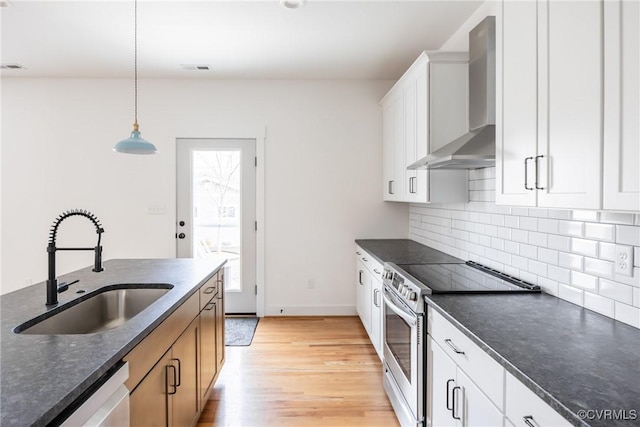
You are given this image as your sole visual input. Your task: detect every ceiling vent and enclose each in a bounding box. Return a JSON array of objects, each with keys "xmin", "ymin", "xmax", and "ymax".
[
  {"xmin": 0, "ymin": 64, "xmax": 26, "ymax": 70},
  {"xmin": 181, "ymin": 65, "xmax": 211, "ymax": 71}
]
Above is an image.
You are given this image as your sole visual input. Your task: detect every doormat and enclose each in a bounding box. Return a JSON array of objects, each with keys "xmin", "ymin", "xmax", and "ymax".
[{"xmin": 225, "ymin": 317, "xmax": 259, "ymax": 346}]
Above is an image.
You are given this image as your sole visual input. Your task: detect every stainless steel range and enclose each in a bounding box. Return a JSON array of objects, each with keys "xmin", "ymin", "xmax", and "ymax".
[{"xmin": 381, "ymin": 261, "xmax": 540, "ymax": 427}]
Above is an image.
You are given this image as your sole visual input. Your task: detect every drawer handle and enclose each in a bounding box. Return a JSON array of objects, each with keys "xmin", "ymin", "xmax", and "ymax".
[
  {"xmin": 373, "ymin": 268, "xmax": 381, "ymax": 274},
  {"xmin": 452, "ymin": 386, "xmax": 461, "ymax": 420},
  {"xmin": 523, "ymin": 416, "xmax": 536, "ymax": 427},
  {"xmin": 204, "ymin": 301, "xmax": 215, "ymax": 311},
  {"xmin": 446, "ymin": 379, "xmax": 455, "ymax": 411},
  {"xmin": 356, "ymin": 251, "xmax": 362, "ymax": 255},
  {"xmin": 203, "ymin": 286, "xmax": 215, "ymax": 294},
  {"xmin": 362, "ymin": 257, "xmax": 368, "ymax": 262},
  {"xmin": 445, "ymin": 339, "xmax": 465, "ymax": 355}
]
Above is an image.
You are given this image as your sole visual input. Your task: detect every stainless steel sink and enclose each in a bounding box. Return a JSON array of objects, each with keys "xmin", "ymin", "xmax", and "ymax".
[{"xmin": 14, "ymin": 285, "xmax": 173, "ymax": 335}]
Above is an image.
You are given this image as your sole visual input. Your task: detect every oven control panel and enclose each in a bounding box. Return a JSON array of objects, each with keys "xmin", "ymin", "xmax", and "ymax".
[{"xmin": 382, "ymin": 263, "xmax": 428, "ymax": 313}]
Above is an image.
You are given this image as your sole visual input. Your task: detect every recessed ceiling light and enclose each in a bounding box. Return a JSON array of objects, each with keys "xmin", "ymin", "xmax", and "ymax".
[
  {"xmin": 181, "ymin": 64, "xmax": 211, "ymax": 71},
  {"xmin": 0, "ymin": 64, "xmax": 26, "ymax": 70},
  {"xmin": 280, "ymin": 0, "xmax": 306, "ymax": 9}
]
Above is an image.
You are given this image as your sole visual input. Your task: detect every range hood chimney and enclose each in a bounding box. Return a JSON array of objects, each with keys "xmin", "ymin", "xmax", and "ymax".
[{"xmin": 408, "ymin": 16, "xmax": 496, "ymax": 170}]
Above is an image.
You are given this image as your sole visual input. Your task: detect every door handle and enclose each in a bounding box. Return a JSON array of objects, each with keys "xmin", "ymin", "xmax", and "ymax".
[
  {"xmin": 166, "ymin": 364, "xmax": 177, "ymax": 395},
  {"xmin": 171, "ymin": 358, "xmax": 181, "ymax": 387},
  {"xmin": 388, "ymin": 180, "xmax": 394, "ymax": 195},
  {"xmin": 446, "ymin": 379, "xmax": 455, "ymax": 411},
  {"xmin": 534, "ymin": 155, "xmax": 545, "ymax": 190},
  {"xmin": 452, "ymin": 386, "xmax": 462, "ymax": 420},
  {"xmin": 358, "ymin": 270, "xmax": 363, "ymax": 285},
  {"xmin": 524, "ymin": 157, "xmax": 534, "ymax": 190}
]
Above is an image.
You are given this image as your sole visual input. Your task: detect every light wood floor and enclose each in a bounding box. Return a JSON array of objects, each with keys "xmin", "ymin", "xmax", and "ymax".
[{"xmin": 196, "ymin": 316, "xmax": 400, "ymax": 427}]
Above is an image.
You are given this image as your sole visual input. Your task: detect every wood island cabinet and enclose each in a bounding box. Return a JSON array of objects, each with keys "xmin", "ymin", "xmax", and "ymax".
[{"xmin": 125, "ymin": 268, "xmax": 226, "ymax": 427}]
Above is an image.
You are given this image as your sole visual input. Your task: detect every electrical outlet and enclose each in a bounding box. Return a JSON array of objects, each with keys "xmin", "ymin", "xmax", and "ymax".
[{"xmin": 615, "ymin": 245, "xmax": 634, "ymax": 277}]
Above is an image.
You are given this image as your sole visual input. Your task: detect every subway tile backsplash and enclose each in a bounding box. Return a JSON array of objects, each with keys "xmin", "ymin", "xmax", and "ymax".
[{"xmin": 409, "ymin": 167, "xmax": 640, "ymax": 329}]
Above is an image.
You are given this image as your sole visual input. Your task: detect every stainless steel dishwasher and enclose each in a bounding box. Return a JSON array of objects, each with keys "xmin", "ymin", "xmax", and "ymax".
[{"xmin": 61, "ymin": 362, "xmax": 130, "ymax": 427}]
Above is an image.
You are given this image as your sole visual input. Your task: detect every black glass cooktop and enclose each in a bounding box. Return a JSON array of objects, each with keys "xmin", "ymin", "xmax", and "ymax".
[{"xmin": 396, "ymin": 261, "xmax": 541, "ymax": 293}]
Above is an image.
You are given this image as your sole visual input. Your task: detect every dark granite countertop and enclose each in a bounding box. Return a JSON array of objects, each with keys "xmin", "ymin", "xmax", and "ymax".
[
  {"xmin": 355, "ymin": 239, "xmax": 639, "ymax": 426},
  {"xmin": 0, "ymin": 258, "xmax": 226, "ymax": 427},
  {"xmin": 426, "ymin": 294, "xmax": 640, "ymax": 427},
  {"xmin": 355, "ymin": 239, "xmax": 463, "ymax": 265}
]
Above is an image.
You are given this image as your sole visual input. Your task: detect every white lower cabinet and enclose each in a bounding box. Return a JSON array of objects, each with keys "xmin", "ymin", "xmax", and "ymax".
[
  {"xmin": 429, "ymin": 336, "xmax": 503, "ymax": 427},
  {"xmin": 505, "ymin": 372, "xmax": 571, "ymax": 427},
  {"xmin": 355, "ymin": 245, "xmax": 383, "ymax": 359},
  {"xmin": 428, "ymin": 306, "xmax": 571, "ymax": 427}
]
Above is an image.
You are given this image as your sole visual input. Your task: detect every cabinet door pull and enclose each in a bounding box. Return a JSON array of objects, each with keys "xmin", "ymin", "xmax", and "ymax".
[
  {"xmin": 204, "ymin": 301, "xmax": 215, "ymax": 311},
  {"xmin": 446, "ymin": 379, "xmax": 455, "ymax": 411},
  {"xmin": 445, "ymin": 338, "xmax": 465, "ymax": 355},
  {"xmin": 166, "ymin": 365, "xmax": 177, "ymax": 395},
  {"xmin": 534, "ymin": 155, "xmax": 545, "ymax": 190},
  {"xmin": 452, "ymin": 386, "xmax": 462, "ymax": 420},
  {"xmin": 409, "ymin": 176, "xmax": 417, "ymax": 194},
  {"xmin": 524, "ymin": 157, "xmax": 534, "ymax": 190},
  {"xmin": 373, "ymin": 289, "xmax": 380, "ymax": 307},
  {"xmin": 358, "ymin": 270, "xmax": 363, "ymax": 285},
  {"xmin": 389, "ymin": 180, "xmax": 394, "ymax": 195},
  {"xmin": 203, "ymin": 286, "xmax": 215, "ymax": 294},
  {"xmin": 523, "ymin": 416, "xmax": 536, "ymax": 427},
  {"xmin": 171, "ymin": 358, "xmax": 182, "ymax": 387}
]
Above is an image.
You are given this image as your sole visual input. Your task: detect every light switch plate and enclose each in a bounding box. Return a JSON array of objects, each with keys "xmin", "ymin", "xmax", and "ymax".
[
  {"xmin": 615, "ymin": 245, "xmax": 634, "ymax": 277},
  {"xmin": 147, "ymin": 204, "xmax": 166, "ymax": 215}
]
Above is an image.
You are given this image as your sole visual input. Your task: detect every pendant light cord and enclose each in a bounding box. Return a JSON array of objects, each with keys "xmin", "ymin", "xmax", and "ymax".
[{"xmin": 134, "ymin": 0, "xmax": 138, "ymax": 129}]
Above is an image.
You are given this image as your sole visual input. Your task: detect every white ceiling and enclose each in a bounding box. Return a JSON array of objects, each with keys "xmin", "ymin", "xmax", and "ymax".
[{"xmin": 0, "ymin": 0, "xmax": 482, "ymax": 80}]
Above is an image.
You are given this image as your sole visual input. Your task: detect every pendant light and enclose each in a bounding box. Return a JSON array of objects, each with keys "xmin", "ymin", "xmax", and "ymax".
[{"xmin": 114, "ymin": 0, "xmax": 157, "ymax": 154}]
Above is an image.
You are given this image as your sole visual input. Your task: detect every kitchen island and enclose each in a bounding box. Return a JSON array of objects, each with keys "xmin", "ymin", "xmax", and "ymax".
[{"xmin": 0, "ymin": 257, "xmax": 226, "ymax": 427}]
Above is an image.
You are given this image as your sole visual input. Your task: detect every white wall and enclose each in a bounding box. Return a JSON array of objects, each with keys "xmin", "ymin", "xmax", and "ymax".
[{"xmin": 1, "ymin": 78, "xmax": 409, "ymax": 315}]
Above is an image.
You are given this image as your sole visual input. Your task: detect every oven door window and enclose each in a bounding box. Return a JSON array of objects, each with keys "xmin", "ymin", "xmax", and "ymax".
[{"xmin": 385, "ymin": 306, "xmax": 412, "ymax": 380}]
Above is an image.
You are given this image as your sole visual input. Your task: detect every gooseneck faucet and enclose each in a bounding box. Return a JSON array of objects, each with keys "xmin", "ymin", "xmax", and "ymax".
[{"xmin": 46, "ymin": 209, "xmax": 104, "ymax": 306}]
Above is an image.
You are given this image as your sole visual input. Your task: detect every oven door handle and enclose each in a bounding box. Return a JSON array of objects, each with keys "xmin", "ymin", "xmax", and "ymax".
[{"xmin": 383, "ymin": 294, "xmax": 417, "ymax": 327}]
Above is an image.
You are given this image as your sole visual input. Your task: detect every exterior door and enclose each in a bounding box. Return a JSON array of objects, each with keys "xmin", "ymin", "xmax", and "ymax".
[{"xmin": 177, "ymin": 138, "xmax": 257, "ymax": 313}]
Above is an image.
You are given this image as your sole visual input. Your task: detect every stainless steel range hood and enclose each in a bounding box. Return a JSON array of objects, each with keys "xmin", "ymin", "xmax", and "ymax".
[{"xmin": 408, "ymin": 16, "xmax": 496, "ymax": 170}]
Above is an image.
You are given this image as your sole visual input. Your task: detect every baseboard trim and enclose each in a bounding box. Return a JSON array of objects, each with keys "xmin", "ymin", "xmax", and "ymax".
[{"xmin": 265, "ymin": 305, "xmax": 357, "ymax": 316}]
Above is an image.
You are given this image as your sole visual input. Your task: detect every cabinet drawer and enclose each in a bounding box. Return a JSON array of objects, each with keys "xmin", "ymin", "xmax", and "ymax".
[
  {"xmin": 355, "ymin": 246, "xmax": 384, "ymax": 281},
  {"xmin": 505, "ymin": 371, "xmax": 571, "ymax": 427},
  {"xmin": 429, "ymin": 308, "xmax": 505, "ymax": 411},
  {"xmin": 199, "ymin": 275, "xmax": 218, "ymax": 310}
]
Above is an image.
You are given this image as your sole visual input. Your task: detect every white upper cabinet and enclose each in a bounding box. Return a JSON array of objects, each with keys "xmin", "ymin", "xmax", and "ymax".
[
  {"xmin": 382, "ymin": 91, "xmax": 404, "ymax": 201},
  {"xmin": 603, "ymin": 0, "xmax": 640, "ymax": 211},
  {"xmin": 537, "ymin": 0, "xmax": 603, "ymax": 209},
  {"xmin": 381, "ymin": 52, "xmax": 469, "ymax": 204},
  {"xmin": 497, "ymin": 0, "xmax": 604, "ymax": 210},
  {"xmin": 496, "ymin": 0, "xmax": 539, "ymax": 207},
  {"xmin": 498, "ymin": 0, "xmax": 639, "ymax": 211}
]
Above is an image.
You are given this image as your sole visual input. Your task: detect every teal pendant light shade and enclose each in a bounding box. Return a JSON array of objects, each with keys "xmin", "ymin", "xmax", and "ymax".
[
  {"xmin": 114, "ymin": 0, "xmax": 157, "ymax": 155},
  {"xmin": 114, "ymin": 125, "xmax": 157, "ymax": 154}
]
